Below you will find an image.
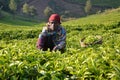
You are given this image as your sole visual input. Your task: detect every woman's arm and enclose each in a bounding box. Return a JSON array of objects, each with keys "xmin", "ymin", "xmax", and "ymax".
[{"xmin": 53, "ymin": 27, "xmax": 66, "ymax": 50}]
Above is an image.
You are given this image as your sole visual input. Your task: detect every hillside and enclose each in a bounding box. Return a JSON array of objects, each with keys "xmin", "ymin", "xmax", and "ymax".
[
  {"xmin": 0, "ymin": 7, "xmax": 120, "ymax": 29},
  {"xmin": 0, "ymin": 7, "xmax": 120, "ymax": 79},
  {"xmin": 0, "ymin": 11, "xmax": 41, "ymax": 26},
  {"xmin": 63, "ymin": 7, "xmax": 120, "ymax": 26},
  {"xmin": 1, "ymin": 0, "xmax": 120, "ymax": 20},
  {"xmin": 19, "ymin": 0, "xmax": 120, "ymax": 19},
  {"xmin": 26, "ymin": 0, "xmax": 85, "ymax": 19},
  {"xmin": 65, "ymin": 0, "xmax": 120, "ymax": 8}
]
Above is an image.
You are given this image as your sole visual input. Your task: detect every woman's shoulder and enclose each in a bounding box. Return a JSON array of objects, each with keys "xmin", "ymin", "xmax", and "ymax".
[{"xmin": 60, "ymin": 26, "xmax": 66, "ymax": 33}]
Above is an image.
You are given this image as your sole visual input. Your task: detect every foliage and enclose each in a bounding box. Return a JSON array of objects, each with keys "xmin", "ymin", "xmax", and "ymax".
[
  {"xmin": 84, "ymin": 0, "xmax": 92, "ymax": 15},
  {"xmin": 9, "ymin": 0, "xmax": 17, "ymax": 13},
  {"xmin": 0, "ymin": 30, "xmax": 40, "ymax": 40},
  {"xmin": 22, "ymin": 3, "xmax": 37, "ymax": 17},
  {"xmin": 44, "ymin": 6, "xmax": 54, "ymax": 18},
  {"xmin": 83, "ymin": 35, "xmax": 98, "ymax": 44},
  {"xmin": 29, "ymin": 6, "xmax": 37, "ymax": 16},
  {"xmin": 22, "ymin": 3, "xmax": 29, "ymax": 15},
  {"xmin": 0, "ymin": 22, "xmax": 120, "ymax": 79},
  {"xmin": 0, "ymin": 11, "xmax": 41, "ymax": 25},
  {"xmin": 63, "ymin": 7, "xmax": 120, "ymax": 26},
  {"xmin": 0, "ymin": 8, "xmax": 120, "ymax": 79}
]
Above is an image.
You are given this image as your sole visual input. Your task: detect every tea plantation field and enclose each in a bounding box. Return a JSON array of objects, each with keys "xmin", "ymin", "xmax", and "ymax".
[{"xmin": 0, "ymin": 8, "xmax": 120, "ymax": 80}]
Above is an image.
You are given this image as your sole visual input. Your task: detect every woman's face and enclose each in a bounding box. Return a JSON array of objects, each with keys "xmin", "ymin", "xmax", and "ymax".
[{"xmin": 48, "ymin": 21, "xmax": 59, "ymax": 31}]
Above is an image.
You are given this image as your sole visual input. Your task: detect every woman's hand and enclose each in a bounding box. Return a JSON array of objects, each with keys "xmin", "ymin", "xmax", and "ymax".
[{"xmin": 53, "ymin": 46, "xmax": 59, "ymax": 51}]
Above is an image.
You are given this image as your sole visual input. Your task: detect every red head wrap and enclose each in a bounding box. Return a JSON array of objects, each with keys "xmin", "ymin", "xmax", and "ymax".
[{"xmin": 49, "ymin": 14, "xmax": 61, "ymax": 24}]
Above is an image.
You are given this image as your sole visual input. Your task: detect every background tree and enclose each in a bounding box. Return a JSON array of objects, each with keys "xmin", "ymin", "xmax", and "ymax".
[
  {"xmin": 29, "ymin": 6, "xmax": 37, "ymax": 17},
  {"xmin": 22, "ymin": 3, "xmax": 37, "ymax": 17},
  {"xmin": 22, "ymin": 3, "xmax": 29, "ymax": 16},
  {"xmin": 84, "ymin": 0, "xmax": 92, "ymax": 15},
  {"xmin": 44, "ymin": 6, "xmax": 54, "ymax": 19},
  {"xmin": 9, "ymin": 0, "xmax": 17, "ymax": 14}
]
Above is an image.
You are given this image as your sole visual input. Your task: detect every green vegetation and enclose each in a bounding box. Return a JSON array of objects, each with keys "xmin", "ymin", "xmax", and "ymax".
[
  {"xmin": 0, "ymin": 11, "xmax": 41, "ymax": 26},
  {"xmin": 84, "ymin": 0, "xmax": 92, "ymax": 15},
  {"xmin": 63, "ymin": 7, "xmax": 120, "ymax": 26},
  {"xmin": 44, "ymin": 6, "xmax": 54, "ymax": 18},
  {"xmin": 83, "ymin": 35, "xmax": 98, "ymax": 44},
  {"xmin": 0, "ymin": 8, "xmax": 120, "ymax": 79},
  {"xmin": 22, "ymin": 3, "xmax": 37, "ymax": 17},
  {"xmin": 9, "ymin": 0, "xmax": 17, "ymax": 13}
]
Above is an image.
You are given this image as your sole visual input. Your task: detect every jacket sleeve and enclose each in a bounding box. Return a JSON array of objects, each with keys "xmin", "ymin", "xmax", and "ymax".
[
  {"xmin": 54, "ymin": 28, "xmax": 66, "ymax": 50},
  {"xmin": 36, "ymin": 27, "xmax": 47, "ymax": 49}
]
